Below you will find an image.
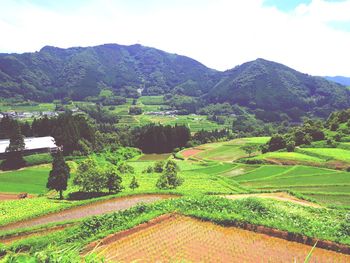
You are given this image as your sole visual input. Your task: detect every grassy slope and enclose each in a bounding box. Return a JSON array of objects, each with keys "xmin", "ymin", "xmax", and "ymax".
[{"xmin": 195, "ymin": 137, "xmax": 270, "ymax": 162}]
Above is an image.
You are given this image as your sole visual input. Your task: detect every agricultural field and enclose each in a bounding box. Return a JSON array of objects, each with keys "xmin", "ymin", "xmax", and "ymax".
[
  {"xmin": 298, "ymin": 148, "xmax": 350, "ymax": 163},
  {"xmin": 252, "ymin": 151, "xmax": 326, "ymax": 164},
  {"xmin": 0, "ymin": 165, "xmax": 51, "ymax": 194},
  {"xmin": 0, "ymin": 102, "xmax": 55, "ymax": 112},
  {"xmin": 189, "ymin": 137, "xmax": 270, "ymax": 162},
  {"xmin": 1, "ymin": 136, "xmax": 350, "ymax": 261},
  {"xmin": 235, "ymin": 164, "xmax": 350, "ymax": 207},
  {"xmin": 95, "ymin": 215, "xmax": 349, "ymax": 262}
]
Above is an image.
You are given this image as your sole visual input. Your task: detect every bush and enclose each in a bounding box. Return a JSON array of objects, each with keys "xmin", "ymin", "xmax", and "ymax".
[
  {"xmin": 154, "ymin": 161, "xmax": 165, "ymax": 173},
  {"xmin": 24, "ymin": 153, "xmax": 53, "ymax": 166}
]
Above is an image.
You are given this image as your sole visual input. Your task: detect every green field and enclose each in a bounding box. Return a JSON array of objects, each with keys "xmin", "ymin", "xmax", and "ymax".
[
  {"xmin": 0, "ymin": 102, "xmax": 55, "ymax": 112},
  {"xmin": 234, "ymin": 164, "xmax": 350, "ymax": 207},
  {"xmin": 0, "ymin": 165, "xmax": 51, "ymax": 194},
  {"xmin": 195, "ymin": 137, "xmax": 270, "ymax": 162},
  {"xmin": 298, "ymin": 148, "xmax": 350, "ymax": 162},
  {"xmin": 1, "ymin": 136, "xmax": 350, "ymax": 261},
  {"xmin": 253, "ymin": 151, "xmax": 326, "ymax": 164}
]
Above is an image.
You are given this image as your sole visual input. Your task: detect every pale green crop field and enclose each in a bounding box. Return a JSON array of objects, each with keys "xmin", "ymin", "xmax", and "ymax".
[
  {"xmin": 254, "ymin": 152, "xmax": 325, "ymax": 163},
  {"xmin": 299, "ymin": 148, "xmax": 350, "ymax": 162}
]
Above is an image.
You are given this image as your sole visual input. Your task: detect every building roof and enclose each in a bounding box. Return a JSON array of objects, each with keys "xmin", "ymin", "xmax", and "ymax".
[{"xmin": 0, "ymin": 136, "xmax": 58, "ymax": 154}]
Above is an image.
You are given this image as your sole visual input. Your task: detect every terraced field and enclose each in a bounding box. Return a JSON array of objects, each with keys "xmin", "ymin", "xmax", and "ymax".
[
  {"xmin": 234, "ymin": 165, "xmax": 350, "ymax": 207},
  {"xmin": 0, "ymin": 194, "xmax": 174, "ymax": 232},
  {"xmin": 188, "ymin": 137, "xmax": 270, "ymax": 162},
  {"xmin": 94, "ymin": 215, "xmax": 350, "ymax": 262}
]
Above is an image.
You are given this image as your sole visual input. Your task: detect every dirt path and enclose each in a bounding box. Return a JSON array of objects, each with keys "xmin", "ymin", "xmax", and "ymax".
[
  {"xmin": 0, "ymin": 193, "xmax": 33, "ymax": 201},
  {"xmin": 221, "ymin": 192, "xmax": 321, "ymax": 208},
  {"xmin": 88, "ymin": 214, "xmax": 349, "ymax": 262},
  {"xmin": 0, "ymin": 194, "xmax": 175, "ymax": 232}
]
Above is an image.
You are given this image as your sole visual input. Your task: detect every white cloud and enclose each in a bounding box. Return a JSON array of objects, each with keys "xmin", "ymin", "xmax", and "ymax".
[{"xmin": 0, "ymin": 0, "xmax": 349, "ymax": 76}]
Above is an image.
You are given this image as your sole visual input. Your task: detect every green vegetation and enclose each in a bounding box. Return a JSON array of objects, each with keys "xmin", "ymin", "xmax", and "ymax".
[
  {"xmin": 2, "ymin": 196, "xmax": 349, "ymax": 262},
  {"xmin": 0, "ymin": 165, "xmax": 51, "ymax": 194},
  {"xmin": 195, "ymin": 137, "xmax": 270, "ymax": 162}
]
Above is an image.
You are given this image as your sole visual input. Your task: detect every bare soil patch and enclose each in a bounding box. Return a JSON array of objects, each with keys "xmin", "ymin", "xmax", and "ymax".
[
  {"xmin": 0, "ymin": 194, "xmax": 175, "ymax": 232},
  {"xmin": 89, "ymin": 214, "xmax": 349, "ymax": 262},
  {"xmin": 0, "ymin": 193, "xmax": 32, "ymax": 201},
  {"xmin": 181, "ymin": 148, "xmax": 203, "ymax": 158},
  {"xmin": 222, "ymin": 192, "xmax": 321, "ymax": 208}
]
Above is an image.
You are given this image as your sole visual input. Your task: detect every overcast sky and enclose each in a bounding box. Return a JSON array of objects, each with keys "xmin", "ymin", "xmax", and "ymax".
[{"xmin": 0, "ymin": 0, "xmax": 349, "ymax": 76}]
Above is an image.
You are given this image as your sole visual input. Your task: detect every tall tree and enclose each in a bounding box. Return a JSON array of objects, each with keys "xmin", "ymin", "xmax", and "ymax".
[
  {"xmin": 2, "ymin": 124, "xmax": 26, "ymax": 170},
  {"xmin": 104, "ymin": 166, "xmax": 123, "ymax": 194},
  {"xmin": 47, "ymin": 150, "xmax": 70, "ymax": 199}
]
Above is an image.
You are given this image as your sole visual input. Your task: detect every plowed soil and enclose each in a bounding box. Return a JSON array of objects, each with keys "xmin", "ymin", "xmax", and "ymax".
[
  {"xmin": 0, "ymin": 194, "xmax": 174, "ymax": 232},
  {"xmin": 93, "ymin": 215, "xmax": 350, "ymax": 262},
  {"xmin": 181, "ymin": 149, "xmax": 203, "ymax": 158},
  {"xmin": 222, "ymin": 192, "xmax": 321, "ymax": 207}
]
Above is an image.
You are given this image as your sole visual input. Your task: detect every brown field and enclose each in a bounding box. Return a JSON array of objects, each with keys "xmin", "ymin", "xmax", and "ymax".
[
  {"xmin": 92, "ymin": 214, "xmax": 349, "ymax": 262},
  {"xmin": 181, "ymin": 148, "xmax": 203, "ymax": 158},
  {"xmin": 222, "ymin": 192, "xmax": 321, "ymax": 208},
  {"xmin": 138, "ymin": 153, "xmax": 171, "ymax": 161},
  {"xmin": 0, "ymin": 194, "xmax": 175, "ymax": 232}
]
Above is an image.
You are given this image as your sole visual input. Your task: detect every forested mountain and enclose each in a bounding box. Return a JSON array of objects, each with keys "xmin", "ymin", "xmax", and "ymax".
[
  {"xmin": 0, "ymin": 44, "xmax": 349, "ymax": 121},
  {"xmin": 0, "ymin": 44, "xmax": 219, "ymax": 101},
  {"xmin": 206, "ymin": 59, "xmax": 349, "ymax": 120},
  {"xmin": 324, "ymin": 76, "xmax": 350, "ymax": 86}
]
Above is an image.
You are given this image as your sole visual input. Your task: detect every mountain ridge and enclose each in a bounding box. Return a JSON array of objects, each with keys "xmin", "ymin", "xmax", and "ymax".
[{"xmin": 0, "ymin": 43, "xmax": 348, "ymax": 121}]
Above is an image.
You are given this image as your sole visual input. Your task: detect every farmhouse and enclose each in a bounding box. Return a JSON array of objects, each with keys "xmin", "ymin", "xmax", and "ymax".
[{"xmin": 0, "ymin": 136, "xmax": 59, "ymax": 158}]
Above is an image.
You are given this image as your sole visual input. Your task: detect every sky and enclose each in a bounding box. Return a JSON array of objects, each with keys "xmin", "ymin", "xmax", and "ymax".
[{"xmin": 0, "ymin": 0, "xmax": 349, "ymax": 76}]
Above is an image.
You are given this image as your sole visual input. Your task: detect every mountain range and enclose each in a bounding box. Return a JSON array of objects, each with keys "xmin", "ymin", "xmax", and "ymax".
[
  {"xmin": 0, "ymin": 43, "xmax": 349, "ymax": 120},
  {"xmin": 324, "ymin": 76, "xmax": 350, "ymax": 86}
]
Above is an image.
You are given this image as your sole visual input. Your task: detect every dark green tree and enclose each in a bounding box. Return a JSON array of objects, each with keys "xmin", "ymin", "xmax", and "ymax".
[
  {"xmin": 2, "ymin": 124, "xmax": 26, "ymax": 170},
  {"xmin": 47, "ymin": 150, "xmax": 70, "ymax": 199},
  {"xmin": 242, "ymin": 145, "xmax": 257, "ymax": 157},
  {"xmin": 154, "ymin": 161, "xmax": 165, "ymax": 173},
  {"xmin": 129, "ymin": 176, "xmax": 139, "ymax": 190},
  {"xmin": 104, "ymin": 166, "xmax": 123, "ymax": 194}
]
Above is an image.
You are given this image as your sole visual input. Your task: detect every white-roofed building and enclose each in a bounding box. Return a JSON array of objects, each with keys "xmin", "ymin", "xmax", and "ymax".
[{"xmin": 0, "ymin": 136, "xmax": 59, "ymax": 158}]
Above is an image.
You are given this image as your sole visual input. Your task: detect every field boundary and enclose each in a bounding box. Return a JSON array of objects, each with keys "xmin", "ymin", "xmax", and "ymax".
[{"xmin": 84, "ymin": 213, "xmax": 350, "ymax": 255}]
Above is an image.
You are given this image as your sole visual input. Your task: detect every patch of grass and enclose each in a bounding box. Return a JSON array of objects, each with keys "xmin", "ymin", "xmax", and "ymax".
[
  {"xmin": 0, "ymin": 165, "xmax": 51, "ymax": 194},
  {"xmin": 299, "ymin": 148, "xmax": 350, "ymax": 162},
  {"xmin": 253, "ymin": 152, "xmax": 325, "ymax": 163},
  {"xmin": 0, "ymin": 197, "xmax": 76, "ymax": 226},
  {"xmin": 244, "ymin": 171, "xmax": 349, "ymax": 188},
  {"xmin": 139, "ymin": 96, "xmax": 164, "ymax": 105},
  {"xmin": 234, "ymin": 165, "xmax": 291, "ymax": 182}
]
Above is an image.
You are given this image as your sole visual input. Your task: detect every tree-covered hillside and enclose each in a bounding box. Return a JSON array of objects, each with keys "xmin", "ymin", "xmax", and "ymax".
[
  {"xmin": 0, "ymin": 45, "xmax": 349, "ymax": 122},
  {"xmin": 207, "ymin": 59, "xmax": 349, "ymax": 121},
  {"xmin": 0, "ymin": 44, "xmax": 219, "ymax": 101}
]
